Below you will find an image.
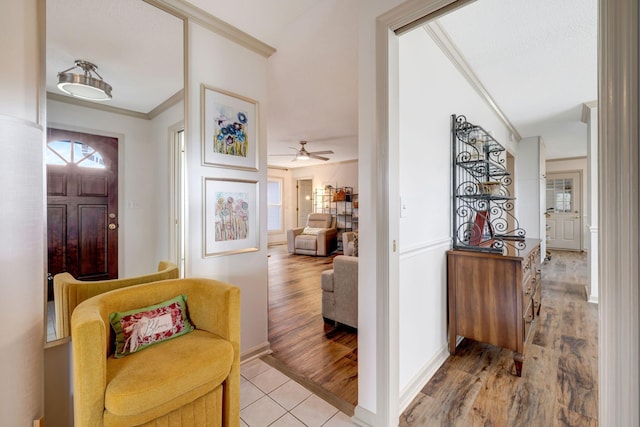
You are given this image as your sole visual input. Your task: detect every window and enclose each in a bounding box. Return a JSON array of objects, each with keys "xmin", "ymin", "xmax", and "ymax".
[
  {"xmin": 46, "ymin": 140, "xmax": 105, "ymax": 169},
  {"xmin": 546, "ymin": 177, "xmax": 573, "ymax": 213},
  {"xmin": 267, "ymin": 178, "xmax": 284, "ymax": 232}
]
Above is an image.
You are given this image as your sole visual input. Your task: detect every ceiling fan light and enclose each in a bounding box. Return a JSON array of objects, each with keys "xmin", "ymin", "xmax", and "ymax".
[
  {"xmin": 57, "ymin": 60, "xmax": 112, "ymax": 101},
  {"xmin": 297, "ymin": 153, "xmax": 310, "ymax": 160}
]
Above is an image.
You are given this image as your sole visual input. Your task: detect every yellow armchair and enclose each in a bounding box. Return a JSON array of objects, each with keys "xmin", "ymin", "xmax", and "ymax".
[
  {"xmin": 54, "ymin": 261, "xmax": 179, "ymax": 339},
  {"xmin": 71, "ymin": 278, "xmax": 240, "ymax": 427}
]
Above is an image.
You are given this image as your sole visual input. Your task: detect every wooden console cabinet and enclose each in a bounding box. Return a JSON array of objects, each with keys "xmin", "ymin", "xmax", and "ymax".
[{"xmin": 447, "ymin": 239, "xmax": 542, "ymax": 376}]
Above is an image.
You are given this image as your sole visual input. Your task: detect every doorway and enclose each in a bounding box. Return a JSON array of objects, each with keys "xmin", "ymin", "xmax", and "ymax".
[
  {"xmin": 297, "ymin": 179, "xmax": 313, "ymax": 227},
  {"xmin": 46, "ymin": 128, "xmax": 119, "ymax": 298},
  {"xmin": 546, "ymin": 171, "xmax": 583, "ymax": 251}
]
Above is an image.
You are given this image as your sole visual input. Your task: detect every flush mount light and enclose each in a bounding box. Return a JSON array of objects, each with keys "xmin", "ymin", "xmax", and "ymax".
[{"xmin": 57, "ymin": 60, "xmax": 112, "ymax": 101}]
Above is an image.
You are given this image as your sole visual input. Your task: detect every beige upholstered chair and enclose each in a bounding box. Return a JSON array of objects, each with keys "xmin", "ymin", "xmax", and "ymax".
[
  {"xmin": 71, "ymin": 277, "xmax": 240, "ymax": 427},
  {"xmin": 342, "ymin": 231, "xmax": 358, "ymax": 256},
  {"xmin": 287, "ymin": 213, "xmax": 338, "ymax": 256},
  {"xmin": 54, "ymin": 261, "xmax": 179, "ymax": 339},
  {"xmin": 320, "ymin": 255, "xmax": 358, "ymax": 329}
]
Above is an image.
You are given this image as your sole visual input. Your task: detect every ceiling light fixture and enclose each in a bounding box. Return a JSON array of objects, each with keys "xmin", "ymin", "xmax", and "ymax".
[
  {"xmin": 296, "ymin": 152, "xmax": 310, "ymax": 161},
  {"xmin": 57, "ymin": 60, "xmax": 112, "ymax": 101}
]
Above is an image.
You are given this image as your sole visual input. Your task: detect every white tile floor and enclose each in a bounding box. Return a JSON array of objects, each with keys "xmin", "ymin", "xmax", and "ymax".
[{"xmin": 240, "ymin": 358, "xmax": 357, "ymax": 427}]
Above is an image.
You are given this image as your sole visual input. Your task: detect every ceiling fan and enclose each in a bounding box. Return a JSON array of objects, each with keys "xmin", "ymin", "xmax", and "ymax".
[{"xmin": 270, "ymin": 141, "xmax": 334, "ymax": 162}]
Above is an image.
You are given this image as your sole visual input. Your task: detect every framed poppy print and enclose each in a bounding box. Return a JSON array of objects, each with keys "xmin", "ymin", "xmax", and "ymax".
[{"xmin": 201, "ymin": 84, "xmax": 259, "ymax": 170}]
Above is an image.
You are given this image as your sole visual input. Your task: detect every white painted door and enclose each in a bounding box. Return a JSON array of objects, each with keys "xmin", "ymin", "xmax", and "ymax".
[{"xmin": 546, "ymin": 172, "xmax": 582, "ymax": 250}]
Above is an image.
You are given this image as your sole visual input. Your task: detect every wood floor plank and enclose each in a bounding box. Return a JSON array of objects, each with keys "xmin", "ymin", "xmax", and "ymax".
[
  {"xmin": 556, "ymin": 335, "xmax": 598, "ymax": 419},
  {"xmin": 267, "ymin": 246, "xmax": 598, "ymax": 425},
  {"xmin": 266, "ymin": 244, "xmax": 357, "ymax": 410},
  {"xmin": 419, "ymin": 365, "xmax": 483, "ymax": 426},
  {"xmin": 401, "ymin": 250, "xmax": 599, "ymax": 426}
]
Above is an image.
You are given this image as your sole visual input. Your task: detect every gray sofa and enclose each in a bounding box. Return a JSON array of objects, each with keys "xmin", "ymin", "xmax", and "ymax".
[{"xmin": 320, "ymin": 255, "xmax": 358, "ymax": 329}]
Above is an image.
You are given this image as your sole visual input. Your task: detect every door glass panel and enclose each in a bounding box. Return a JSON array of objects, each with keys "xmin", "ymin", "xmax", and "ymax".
[
  {"xmin": 546, "ymin": 178, "xmax": 573, "ymax": 213},
  {"xmin": 48, "ymin": 140, "xmax": 72, "ymax": 163},
  {"xmin": 46, "ymin": 140, "xmax": 105, "ymax": 169}
]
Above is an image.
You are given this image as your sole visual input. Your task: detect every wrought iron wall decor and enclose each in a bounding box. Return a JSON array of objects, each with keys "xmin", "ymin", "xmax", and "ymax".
[{"xmin": 451, "ymin": 114, "xmax": 526, "ymax": 253}]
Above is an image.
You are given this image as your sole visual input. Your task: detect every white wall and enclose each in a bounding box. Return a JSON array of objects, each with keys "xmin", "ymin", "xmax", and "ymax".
[
  {"xmin": 546, "ymin": 157, "xmax": 589, "ymax": 250},
  {"xmin": 0, "ymin": 1, "xmax": 45, "ymax": 424},
  {"xmin": 517, "ymin": 136, "xmax": 547, "ymax": 259},
  {"xmin": 187, "ymin": 22, "xmax": 270, "ymax": 356},
  {"xmin": 291, "ymin": 160, "xmax": 359, "ymax": 194},
  {"xmin": 397, "ymin": 27, "xmax": 514, "ymax": 406}
]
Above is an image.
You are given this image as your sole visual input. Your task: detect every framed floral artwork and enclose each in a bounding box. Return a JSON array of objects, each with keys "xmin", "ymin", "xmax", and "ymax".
[
  {"xmin": 203, "ymin": 177, "xmax": 259, "ymax": 257},
  {"xmin": 201, "ymin": 84, "xmax": 259, "ymax": 170}
]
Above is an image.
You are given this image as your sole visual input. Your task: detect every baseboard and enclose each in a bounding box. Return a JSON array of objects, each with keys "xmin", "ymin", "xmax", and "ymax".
[
  {"xmin": 399, "ymin": 343, "xmax": 451, "ymax": 412},
  {"xmin": 240, "ymin": 342, "xmax": 271, "ymax": 363},
  {"xmin": 352, "ymin": 405, "xmax": 376, "ymax": 427}
]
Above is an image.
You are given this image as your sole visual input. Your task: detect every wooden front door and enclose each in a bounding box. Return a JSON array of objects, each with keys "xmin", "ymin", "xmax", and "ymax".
[{"xmin": 46, "ymin": 128, "xmax": 118, "ymax": 298}]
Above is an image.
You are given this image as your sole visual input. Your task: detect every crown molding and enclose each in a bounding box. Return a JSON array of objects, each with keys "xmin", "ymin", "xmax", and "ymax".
[
  {"xmin": 424, "ymin": 21, "xmax": 522, "ymax": 141},
  {"xmin": 146, "ymin": 0, "xmax": 276, "ymax": 58},
  {"xmin": 148, "ymin": 89, "xmax": 184, "ymax": 119},
  {"xmin": 47, "ymin": 90, "xmax": 183, "ymax": 121}
]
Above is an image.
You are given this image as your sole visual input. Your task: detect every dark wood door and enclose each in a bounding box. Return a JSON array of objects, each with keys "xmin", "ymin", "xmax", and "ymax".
[{"xmin": 47, "ymin": 128, "xmax": 118, "ymax": 298}]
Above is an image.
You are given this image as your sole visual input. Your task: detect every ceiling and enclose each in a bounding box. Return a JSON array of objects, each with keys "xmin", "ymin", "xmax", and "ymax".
[{"xmin": 46, "ymin": 0, "xmax": 596, "ymax": 168}]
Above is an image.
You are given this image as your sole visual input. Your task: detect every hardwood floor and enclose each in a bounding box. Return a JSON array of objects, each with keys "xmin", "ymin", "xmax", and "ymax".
[
  {"xmin": 266, "ymin": 244, "xmax": 358, "ymax": 414},
  {"xmin": 266, "ymin": 247, "xmax": 597, "ymax": 425},
  {"xmin": 401, "ymin": 250, "xmax": 598, "ymax": 426}
]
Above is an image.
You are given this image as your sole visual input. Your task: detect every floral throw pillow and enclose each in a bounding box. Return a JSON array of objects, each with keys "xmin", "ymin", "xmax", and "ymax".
[{"xmin": 109, "ymin": 294, "xmax": 195, "ymax": 358}]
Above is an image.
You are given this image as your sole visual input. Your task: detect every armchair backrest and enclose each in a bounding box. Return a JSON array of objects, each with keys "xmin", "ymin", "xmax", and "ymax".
[
  {"xmin": 307, "ymin": 213, "xmax": 335, "ymax": 229},
  {"xmin": 54, "ymin": 261, "xmax": 179, "ymax": 339}
]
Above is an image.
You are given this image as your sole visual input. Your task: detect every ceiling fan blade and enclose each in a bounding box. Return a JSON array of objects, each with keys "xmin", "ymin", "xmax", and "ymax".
[
  {"xmin": 309, "ymin": 154, "xmax": 330, "ymax": 161},
  {"xmin": 308, "ymin": 150, "xmax": 334, "ymax": 155}
]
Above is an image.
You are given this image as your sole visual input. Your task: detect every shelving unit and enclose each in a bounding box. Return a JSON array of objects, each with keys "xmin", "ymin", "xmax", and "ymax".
[
  {"xmin": 451, "ymin": 114, "xmax": 526, "ymax": 253},
  {"xmin": 449, "ymin": 114, "xmax": 537, "ymax": 377},
  {"xmin": 313, "ymin": 186, "xmax": 358, "ymax": 250}
]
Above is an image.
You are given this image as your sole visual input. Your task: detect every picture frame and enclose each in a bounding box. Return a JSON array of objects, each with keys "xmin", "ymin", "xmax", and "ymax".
[
  {"xmin": 203, "ymin": 177, "xmax": 259, "ymax": 257},
  {"xmin": 201, "ymin": 84, "xmax": 259, "ymax": 171}
]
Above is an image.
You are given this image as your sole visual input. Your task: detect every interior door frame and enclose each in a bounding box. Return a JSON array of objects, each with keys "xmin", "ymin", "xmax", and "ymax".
[
  {"xmin": 546, "ymin": 170, "xmax": 583, "ymax": 251},
  {"xmin": 296, "ymin": 178, "xmax": 313, "ymax": 227},
  {"xmin": 372, "ymin": 1, "xmax": 638, "ymax": 426},
  {"xmin": 169, "ymin": 121, "xmax": 185, "ymax": 277},
  {"xmin": 47, "ymin": 123, "xmax": 125, "ymax": 280}
]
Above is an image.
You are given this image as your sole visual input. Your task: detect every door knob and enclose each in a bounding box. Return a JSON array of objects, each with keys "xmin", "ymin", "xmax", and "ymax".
[{"xmin": 108, "ymin": 223, "xmax": 118, "ymax": 230}]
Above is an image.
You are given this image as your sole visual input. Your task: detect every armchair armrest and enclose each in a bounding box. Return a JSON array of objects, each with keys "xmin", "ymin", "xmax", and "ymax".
[
  {"xmin": 71, "ymin": 302, "xmax": 108, "ymax": 427},
  {"xmin": 287, "ymin": 227, "xmax": 304, "ymax": 253},
  {"xmin": 316, "ymin": 228, "xmax": 338, "ymax": 256}
]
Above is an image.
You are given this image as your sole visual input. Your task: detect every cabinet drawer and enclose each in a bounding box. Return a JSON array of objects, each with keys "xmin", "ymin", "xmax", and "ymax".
[
  {"xmin": 522, "ymin": 255, "xmax": 532, "ymax": 279},
  {"xmin": 533, "ymin": 280, "xmax": 542, "ymax": 317},
  {"xmin": 530, "ymin": 245, "xmax": 541, "ymax": 267},
  {"xmin": 523, "ymin": 300, "xmax": 535, "ymax": 344},
  {"xmin": 523, "ymin": 276, "xmax": 535, "ymax": 307}
]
